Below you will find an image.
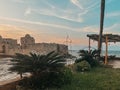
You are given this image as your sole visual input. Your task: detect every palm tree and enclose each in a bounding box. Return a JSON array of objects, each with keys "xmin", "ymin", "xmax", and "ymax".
[
  {"xmin": 98, "ymin": 0, "xmax": 105, "ymax": 56},
  {"xmin": 9, "ymin": 51, "xmax": 65, "ymax": 77}
]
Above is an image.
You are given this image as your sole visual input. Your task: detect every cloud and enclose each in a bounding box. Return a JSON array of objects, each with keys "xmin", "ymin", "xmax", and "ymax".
[
  {"xmin": 0, "ymin": 16, "xmax": 81, "ymax": 32},
  {"xmin": 1, "ymin": 15, "xmax": 119, "ymax": 36},
  {"xmin": 23, "ymin": 0, "xmax": 87, "ymax": 23},
  {"xmin": 24, "ymin": 8, "xmax": 32, "ymax": 16},
  {"xmin": 0, "ymin": 24, "xmax": 88, "ymax": 45},
  {"xmin": 82, "ymin": 23, "xmax": 120, "ymax": 35},
  {"xmin": 82, "ymin": 26, "xmax": 99, "ymax": 33},
  {"xmin": 70, "ymin": 0, "xmax": 100, "ymax": 11},
  {"xmin": 12, "ymin": 0, "xmax": 26, "ymax": 3},
  {"xmin": 70, "ymin": 0, "xmax": 84, "ymax": 10},
  {"xmin": 106, "ymin": 11, "xmax": 120, "ymax": 18},
  {"xmin": 105, "ymin": 24, "xmax": 120, "ymax": 32},
  {"xmin": 0, "ymin": 24, "xmax": 34, "ymax": 43},
  {"xmin": 24, "ymin": 7, "xmax": 83, "ymax": 23}
]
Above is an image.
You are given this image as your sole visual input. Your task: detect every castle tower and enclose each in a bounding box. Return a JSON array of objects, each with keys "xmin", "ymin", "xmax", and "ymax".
[{"xmin": 20, "ymin": 34, "xmax": 35, "ymax": 48}]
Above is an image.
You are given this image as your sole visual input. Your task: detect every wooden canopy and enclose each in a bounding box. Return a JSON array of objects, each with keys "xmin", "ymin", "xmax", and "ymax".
[
  {"xmin": 87, "ymin": 34, "xmax": 120, "ymax": 64},
  {"xmin": 87, "ymin": 34, "xmax": 120, "ymax": 43}
]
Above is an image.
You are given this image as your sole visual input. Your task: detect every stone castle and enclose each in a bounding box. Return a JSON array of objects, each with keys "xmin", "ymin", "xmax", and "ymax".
[{"xmin": 0, "ymin": 34, "xmax": 68, "ymax": 56}]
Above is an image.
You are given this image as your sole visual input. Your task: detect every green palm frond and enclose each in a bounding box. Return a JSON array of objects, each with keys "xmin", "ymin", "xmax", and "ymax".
[{"xmin": 9, "ymin": 51, "xmax": 65, "ymax": 76}]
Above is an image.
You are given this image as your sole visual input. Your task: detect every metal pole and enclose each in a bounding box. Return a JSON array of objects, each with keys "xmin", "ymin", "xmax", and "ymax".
[{"xmin": 98, "ymin": 0, "xmax": 105, "ymax": 56}]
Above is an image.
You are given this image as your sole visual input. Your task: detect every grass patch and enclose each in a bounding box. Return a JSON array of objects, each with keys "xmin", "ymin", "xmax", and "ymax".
[{"xmin": 48, "ymin": 67, "xmax": 120, "ymax": 90}]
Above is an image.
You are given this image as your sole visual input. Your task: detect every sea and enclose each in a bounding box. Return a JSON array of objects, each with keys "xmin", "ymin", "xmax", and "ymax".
[
  {"xmin": 0, "ymin": 50, "xmax": 120, "ymax": 82},
  {"xmin": 69, "ymin": 50, "xmax": 120, "ymax": 58}
]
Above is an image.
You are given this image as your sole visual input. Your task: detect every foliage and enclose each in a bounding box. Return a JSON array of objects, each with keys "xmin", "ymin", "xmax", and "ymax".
[
  {"xmin": 76, "ymin": 50, "xmax": 100, "ymax": 67},
  {"xmin": 9, "ymin": 51, "xmax": 65, "ymax": 76},
  {"xmin": 9, "ymin": 51, "xmax": 73, "ymax": 89},
  {"xmin": 17, "ymin": 67, "xmax": 73, "ymax": 90},
  {"xmin": 75, "ymin": 60, "xmax": 91, "ymax": 72},
  {"xmin": 16, "ymin": 66, "xmax": 120, "ymax": 90},
  {"xmin": 48, "ymin": 67, "xmax": 120, "ymax": 90}
]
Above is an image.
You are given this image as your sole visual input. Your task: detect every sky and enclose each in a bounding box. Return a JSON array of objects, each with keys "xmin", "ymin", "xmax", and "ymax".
[{"xmin": 0, "ymin": 0, "xmax": 120, "ymax": 50}]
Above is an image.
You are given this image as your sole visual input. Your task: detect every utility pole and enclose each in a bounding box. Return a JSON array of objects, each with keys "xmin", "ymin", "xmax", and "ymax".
[{"xmin": 98, "ymin": 0, "xmax": 105, "ymax": 56}]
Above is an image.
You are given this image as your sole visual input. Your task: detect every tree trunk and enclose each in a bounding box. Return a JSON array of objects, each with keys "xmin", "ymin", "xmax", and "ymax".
[{"xmin": 20, "ymin": 73, "xmax": 23, "ymax": 79}]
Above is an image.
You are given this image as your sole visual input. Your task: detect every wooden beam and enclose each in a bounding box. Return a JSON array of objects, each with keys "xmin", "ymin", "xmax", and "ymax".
[
  {"xmin": 105, "ymin": 36, "xmax": 108, "ymax": 65},
  {"xmin": 88, "ymin": 38, "xmax": 91, "ymax": 52}
]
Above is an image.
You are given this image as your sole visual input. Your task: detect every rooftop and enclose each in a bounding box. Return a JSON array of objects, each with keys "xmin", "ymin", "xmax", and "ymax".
[{"xmin": 87, "ymin": 34, "xmax": 120, "ymax": 43}]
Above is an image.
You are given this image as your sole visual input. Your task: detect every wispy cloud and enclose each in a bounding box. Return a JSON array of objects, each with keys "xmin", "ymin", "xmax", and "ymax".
[
  {"xmin": 105, "ymin": 24, "xmax": 120, "ymax": 32},
  {"xmin": 70, "ymin": 0, "xmax": 100, "ymax": 12},
  {"xmin": 24, "ymin": 8, "xmax": 32, "ymax": 16},
  {"xmin": 12, "ymin": 0, "xmax": 26, "ymax": 3},
  {"xmin": 23, "ymin": 0, "xmax": 88, "ymax": 23},
  {"xmin": 106, "ymin": 11, "xmax": 120, "ymax": 18},
  {"xmin": 83, "ymin": 23, "xmax": 120, "ymax": 35},
  {"xmin": 0, "ymin": 24, "xmax": 34, "ymax": 43},
  {"xmin": 25, "ymin": 7, "xmax": 83, "ymax": 23},
  {"xmin": 0, "ymin": 16, "xmax": 100, "ymax": 34},
  {"xmin": 70, "ymin": 0, "xmax": 84, "ymax": 10},
  {"xmin": 0, "ymin": 16, "xmax": 80, "ymax": 32},
  {"xmin": 0, "ymin": 24, "xmax": 88, "ymax": 45}
]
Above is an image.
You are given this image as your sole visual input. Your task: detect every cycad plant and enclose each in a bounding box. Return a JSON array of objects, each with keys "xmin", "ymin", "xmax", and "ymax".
[
  {"xmin": 76, "ymin": 50, "xmax": 100, "ymax": 67},
  {"xmin": 9, "ymin": 51, "xmax": 73, "ymax": 89},
  {"xmin": 9, "ymin": 51, "xmax": 65, "ymax": 77}
]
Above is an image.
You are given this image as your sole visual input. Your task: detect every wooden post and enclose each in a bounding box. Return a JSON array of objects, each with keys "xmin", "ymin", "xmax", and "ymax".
[
  {"xmin": 89, "ymin": 38, "xmax": 91, "ymax": 52},
  {"xmin": 105, "ymin": 36, "xmax": 108, "ymax": 65}
]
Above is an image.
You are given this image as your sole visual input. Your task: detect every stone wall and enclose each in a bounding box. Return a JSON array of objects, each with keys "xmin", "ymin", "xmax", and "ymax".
[
  {"xmin": 21, "ymin": 34, "xmax": 35, "ymax": 48},
  {"xmin": 0, "ymin": 34, "xmax": 68, "ymax": 56},
  {"xmin": 6, "ymin": 43, "xmax": 68, "ymax": 55}
]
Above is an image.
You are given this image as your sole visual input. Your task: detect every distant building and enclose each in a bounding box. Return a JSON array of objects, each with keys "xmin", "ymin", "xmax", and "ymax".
[
  {"xmin": 0, "ymin": 34, "xmax": 68, "ymax": 55},
  {"xmin": 21, "ymin": 34, "xmax": 35, "ymax": 48}
]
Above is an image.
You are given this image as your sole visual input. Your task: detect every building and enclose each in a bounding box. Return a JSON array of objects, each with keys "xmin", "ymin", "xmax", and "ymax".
[
  {"xmin": 21, "ymin": 34, "xmax": 35, "ymax": 48},
  {"xmin": 0, "ymin": 34, "xmax": 68, "ymax": 56}
]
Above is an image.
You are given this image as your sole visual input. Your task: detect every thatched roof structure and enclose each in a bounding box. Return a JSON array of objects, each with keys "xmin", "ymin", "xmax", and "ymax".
[{"xmin": 87, "ymin": 34, "xmax": 120, "ymax": 43}]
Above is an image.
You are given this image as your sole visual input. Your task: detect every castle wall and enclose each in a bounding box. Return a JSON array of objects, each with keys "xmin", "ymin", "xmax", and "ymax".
[
  {"xmin": 0, "ymin": 34, "xmax": 68, "ymax": 56},
  {"xmin": 26, "ymin": 43, "xmax": 58, "ymax": 54},
  {"xmin": 0, "ymin": 44, "xmax": 3, "ymax": 52},
  {"xmin": 6, "ymin": 43, "xmax": 68, "ymax": 55},
  {"xmin": 57, "ymin": 44, "xmax": 68, "ymax": 55}
]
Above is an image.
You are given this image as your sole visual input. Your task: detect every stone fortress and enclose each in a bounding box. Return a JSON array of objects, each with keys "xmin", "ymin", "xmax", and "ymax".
[{"xmin": 0, "ymin": 34, "xmax": 68, "ymax": 56}]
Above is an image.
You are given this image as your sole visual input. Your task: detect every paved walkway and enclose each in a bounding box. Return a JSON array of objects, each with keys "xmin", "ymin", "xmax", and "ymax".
[{"xmin": 109, "ymin": 60, "xmax": 120, "ymax": 68}]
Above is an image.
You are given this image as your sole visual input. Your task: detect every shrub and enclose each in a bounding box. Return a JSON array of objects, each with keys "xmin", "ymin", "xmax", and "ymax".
[
  {"xmin": 61, "ymin": 67, "xmax": 73, "ymax": 84},
  {"xmin": 75, "ymin": 58, "xmax": 83, "ymax": 63},
  {"xmin": 75, "ymin": 60, "xmax": 91, "ymax": 72},
  {"xmin": 17, "ymin": 67, "xmax": 73, "ymax": 90}
]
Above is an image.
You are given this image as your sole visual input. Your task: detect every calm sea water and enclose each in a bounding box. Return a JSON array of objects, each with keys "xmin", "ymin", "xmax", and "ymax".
[{"xmin": 69, "ymin": 50, "xmax": 120, "ymax": 57}]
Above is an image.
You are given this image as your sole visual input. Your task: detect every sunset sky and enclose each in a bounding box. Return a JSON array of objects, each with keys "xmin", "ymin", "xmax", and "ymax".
[{"xmin": 0, "ymin": 0, "xmax": 120, "ymax": 50}]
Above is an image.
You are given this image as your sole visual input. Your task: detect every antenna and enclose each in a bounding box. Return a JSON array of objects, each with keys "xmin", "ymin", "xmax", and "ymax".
[{"xmin": 64, "ymin": 34, "xmax": 73, "ymax": 53}]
